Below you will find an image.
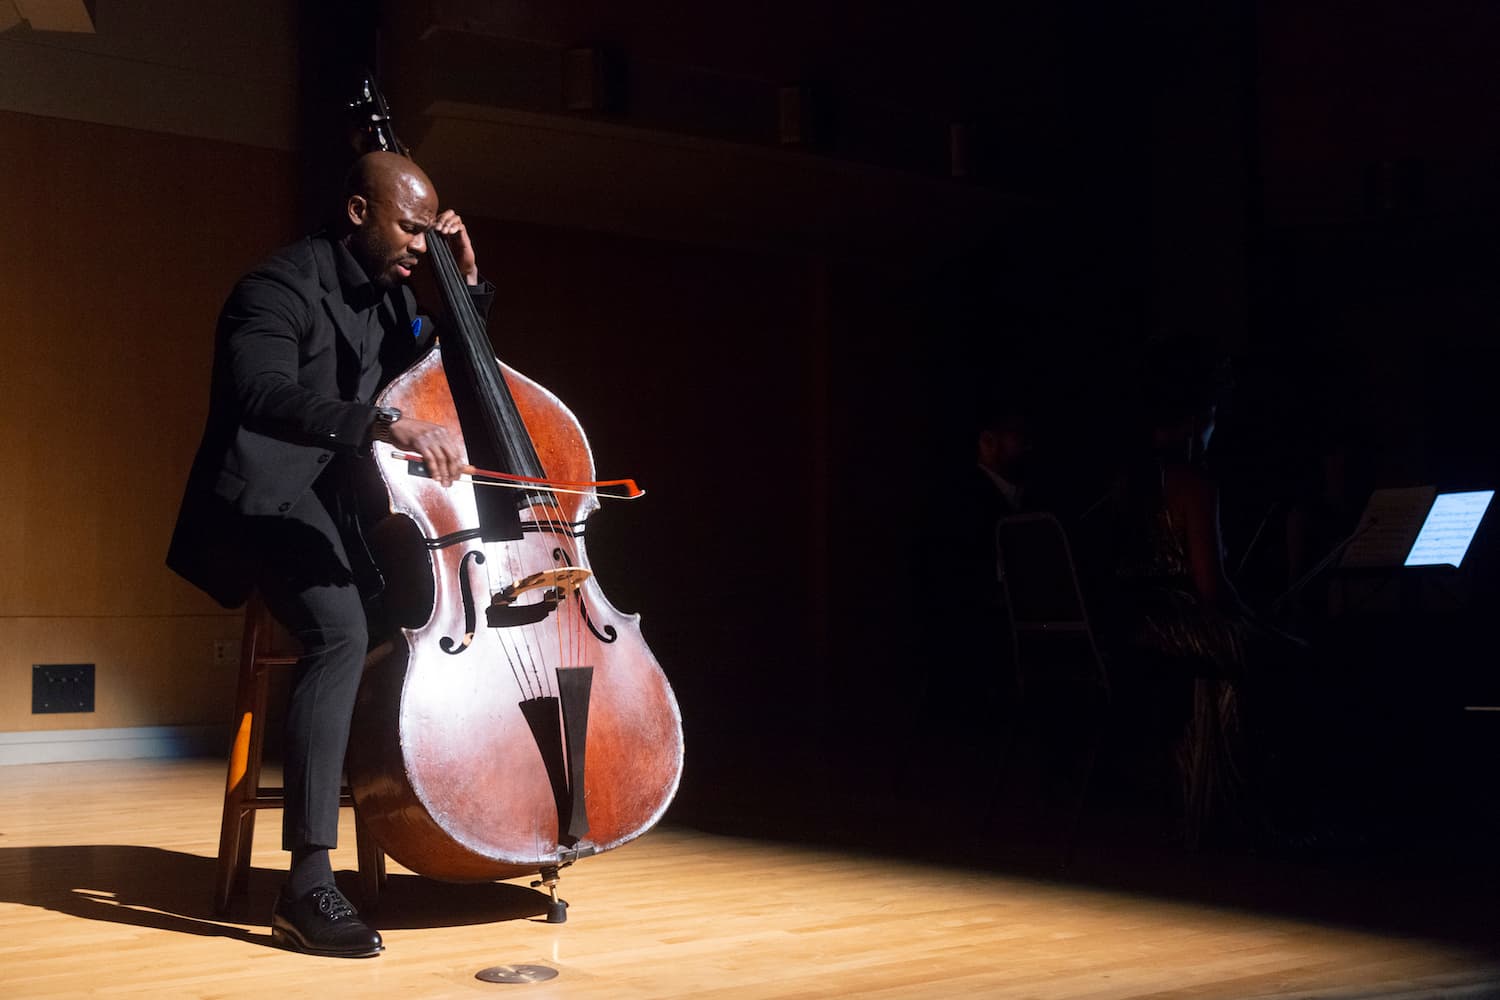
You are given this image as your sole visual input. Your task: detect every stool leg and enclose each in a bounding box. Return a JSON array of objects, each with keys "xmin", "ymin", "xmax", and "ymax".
[
  {"xmin": 233, "ymin": 657, "xmax": 273, "ymax": 898},
  {"xmin": 214, "ymin": 597, "xmax": 375, "ymax": 915},
  {"xmin": 215, "ymin": 605, "xmax": 264, "ymax": 914},
  {"xmin": 354, "ymin": 811, "xmax": 384, "ymax": 912},
  {"xmin": 214, "ymin": 716, "xmax": 254, "ymax": 912}
]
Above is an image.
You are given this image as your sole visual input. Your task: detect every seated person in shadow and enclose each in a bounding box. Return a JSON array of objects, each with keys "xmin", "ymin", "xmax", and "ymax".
[
  {"xmin": 909, "ymin": 401, "xmax": 1036, "ymax": 792},
  {"xmin": 966, "ymin": 402, "xmax": 1034, "ymax": 598},
  {"xmin": 977, "ymin": 406, "xmax": 1031, "ymax": 518}
]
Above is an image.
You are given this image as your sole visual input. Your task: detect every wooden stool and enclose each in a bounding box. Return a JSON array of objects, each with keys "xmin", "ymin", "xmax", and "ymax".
[{"xmin": 213, "ymin": 595, "xmax": 386, "ymax": 914}]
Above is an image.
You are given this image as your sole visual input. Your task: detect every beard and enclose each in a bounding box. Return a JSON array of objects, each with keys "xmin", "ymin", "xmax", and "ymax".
[{"xmin": 346, "ymin": 228, "xmax": 411, "ymax": 290}]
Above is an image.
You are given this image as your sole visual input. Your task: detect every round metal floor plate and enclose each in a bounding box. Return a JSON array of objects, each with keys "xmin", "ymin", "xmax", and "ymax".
[{"xmin": 475, "ymin": 964, "xmax": 560, "ymax": 984}]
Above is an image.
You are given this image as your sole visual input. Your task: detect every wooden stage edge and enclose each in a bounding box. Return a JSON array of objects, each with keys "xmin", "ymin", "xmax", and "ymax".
[{"xmin": 2, "ymin": 757, "xmax": 1498, "ymax": 999}]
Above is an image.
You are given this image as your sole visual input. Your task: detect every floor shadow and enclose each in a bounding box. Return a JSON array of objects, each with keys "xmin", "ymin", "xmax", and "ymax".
[
  {"xmin": 0, "ymin": 845, "xmax": 552, "ymax": 949},
  {"xmin": 361, "ymin": 871, "xmax": 554, "ymax": 929}
]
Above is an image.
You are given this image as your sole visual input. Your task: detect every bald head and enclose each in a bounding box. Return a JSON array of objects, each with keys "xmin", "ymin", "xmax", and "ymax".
[
  {"xmin": 343, "ymin": 151, "xmax": 435, "ymax": 208},
  {"xmin": 340, "ymin": 151, "xmax": 440, "ymax": 288}
]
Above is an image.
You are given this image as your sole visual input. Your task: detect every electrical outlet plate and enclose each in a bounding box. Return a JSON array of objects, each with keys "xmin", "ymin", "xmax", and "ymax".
[{"xmin": 33, "ymin": 663, "xmax": 95, "ymax": 714}]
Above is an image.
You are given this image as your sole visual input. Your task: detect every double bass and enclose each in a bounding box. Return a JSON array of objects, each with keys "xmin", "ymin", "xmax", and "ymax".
[{"xmin": 343, "ymin": 79, "xmax": 684, "ymax": 917}]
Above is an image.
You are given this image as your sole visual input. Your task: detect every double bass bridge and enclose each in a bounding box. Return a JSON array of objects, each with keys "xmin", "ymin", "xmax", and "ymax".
[{"xmin": 486, "ymin": 566, "xmax": 593, "ymax": 629}]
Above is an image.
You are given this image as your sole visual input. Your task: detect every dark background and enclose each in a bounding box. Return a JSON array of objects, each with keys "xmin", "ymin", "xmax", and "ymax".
[{"xmin": 308, "ymin": 1, "xmax": 1500, "ymax": 852}]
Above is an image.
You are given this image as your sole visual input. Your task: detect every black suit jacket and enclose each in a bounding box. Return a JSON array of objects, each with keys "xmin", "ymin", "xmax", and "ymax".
[{"xmin": 167, "ymin": 233, "xmax": 494, "ymax": 608}]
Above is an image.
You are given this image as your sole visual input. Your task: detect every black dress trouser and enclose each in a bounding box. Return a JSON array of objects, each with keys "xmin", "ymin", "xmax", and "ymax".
[{"xmin": 253, "ymin": 467, "xmax": 369, "ymax": 853}]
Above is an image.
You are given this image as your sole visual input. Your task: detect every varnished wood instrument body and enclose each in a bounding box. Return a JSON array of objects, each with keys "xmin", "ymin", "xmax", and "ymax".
[{"xmin": 347, "ymin": 349, "xmax": 684, "ymax": 880}]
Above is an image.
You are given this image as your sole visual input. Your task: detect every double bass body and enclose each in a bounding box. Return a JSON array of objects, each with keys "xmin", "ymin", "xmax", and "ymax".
[{"xmin": 346, "ymin": 347, "xmax": 684, "ymax": 882}]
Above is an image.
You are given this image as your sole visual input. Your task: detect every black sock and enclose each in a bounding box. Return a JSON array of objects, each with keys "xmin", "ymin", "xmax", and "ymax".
[{"xmin": 287, "ymin": 845, "xmax": 334, "ymax": 899}]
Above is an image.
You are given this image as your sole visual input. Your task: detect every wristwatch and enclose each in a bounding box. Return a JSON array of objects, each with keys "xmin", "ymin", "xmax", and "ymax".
[{"xmin": 371, "ymin": 406, "xmax": 402, "ymax": 443}]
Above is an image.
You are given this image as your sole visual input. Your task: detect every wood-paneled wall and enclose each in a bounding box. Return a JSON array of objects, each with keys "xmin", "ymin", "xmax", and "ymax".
[{"xmin": 0, "ymin": 109, "xmax": 296, "ymax": 732}]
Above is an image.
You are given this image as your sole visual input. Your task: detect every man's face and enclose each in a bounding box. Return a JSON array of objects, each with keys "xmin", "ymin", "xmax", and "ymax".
[
  {"xmin": 346, "ymin": 174, "xmax": 438, "ymax": 289},
  {"xmin": 978, "ymin": 423, "xmax": 1032, "ymax": 477}
]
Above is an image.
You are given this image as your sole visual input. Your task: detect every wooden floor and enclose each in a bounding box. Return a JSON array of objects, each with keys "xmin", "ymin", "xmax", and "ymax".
[{"xmin": 2, "ymin": 758, "xmax": 1499, "ymax": 999}]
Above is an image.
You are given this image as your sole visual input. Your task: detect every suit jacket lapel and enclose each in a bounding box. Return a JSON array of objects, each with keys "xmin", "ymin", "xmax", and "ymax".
[{"xmin": 311, "ymin": 236, "xmax": 365, "ymax": 358}]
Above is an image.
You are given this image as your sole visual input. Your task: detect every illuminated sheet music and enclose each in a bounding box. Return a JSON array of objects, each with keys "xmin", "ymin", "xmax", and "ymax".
[{"xmin": 1404, "ymin": 490, "xmax": 1495, "ymax": 568}]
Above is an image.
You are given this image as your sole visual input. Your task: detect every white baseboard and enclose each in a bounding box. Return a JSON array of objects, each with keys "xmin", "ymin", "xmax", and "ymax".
[{"xmin": 0, "ymin": 725, "xmax": 228, "ymax": 765}]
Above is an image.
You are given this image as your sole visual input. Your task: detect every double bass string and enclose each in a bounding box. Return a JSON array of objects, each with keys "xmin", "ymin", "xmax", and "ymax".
[
  {"xmin": 488, "ymin": 534, "xmax": 542, "ymax": 701},
  {"xmin": 542, "ymin": 496, "xmax": 568, "ymax": 673},
  {"xmin": 541, "ymin": 490, "xmax": 588, "ymax": 672},
  {"xmin": 425, "ymin": 230, "xmax": 558, "ymax": 702},
  {"xmin": 507, "ymin": 525, "xmax": 553, "ymax": 700},
  {"xmin": 425, "ymin": 218, "xmax": 601, "ymax": 691},
  {"xmin": 563, "ymin": 499, "xmax": 586, "ymax": 669},
  {"xmin": 536, "ymin": 491, "xmax": 582, "ymax": 673}
]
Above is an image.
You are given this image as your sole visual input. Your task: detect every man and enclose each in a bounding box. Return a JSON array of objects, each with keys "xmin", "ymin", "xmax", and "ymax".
[
  {"xmin": 167, "ymin": 152, "xmax": 491, "ymax": 957},
  {"xmin": 970, "ymin": 405, "xmax": 1033, "ymax": 591},
  {"xmin": 975, "ymin": 407, "xmax": 1030, "ymax": 524}
]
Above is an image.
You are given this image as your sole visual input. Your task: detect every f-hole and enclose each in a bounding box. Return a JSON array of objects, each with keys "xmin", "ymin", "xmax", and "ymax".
[{"xmin": 440, "ymin": 549, "xmax": 486, "ymax": 654}]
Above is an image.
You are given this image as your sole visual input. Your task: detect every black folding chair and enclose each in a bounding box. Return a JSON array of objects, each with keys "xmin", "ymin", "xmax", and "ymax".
[
  {"xmin": 997, "ymin": 512, "xmax": 1221, "ymax": 855},
  {"xmin": 993, "ymin": 512, "xmax": 1112, "ymax": 864}
]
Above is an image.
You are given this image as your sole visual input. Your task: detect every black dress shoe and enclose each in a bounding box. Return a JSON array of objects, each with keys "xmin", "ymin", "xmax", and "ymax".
[{"xmin": 271, "ymin": 885, "xmax": 383, "ymax": 958}]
